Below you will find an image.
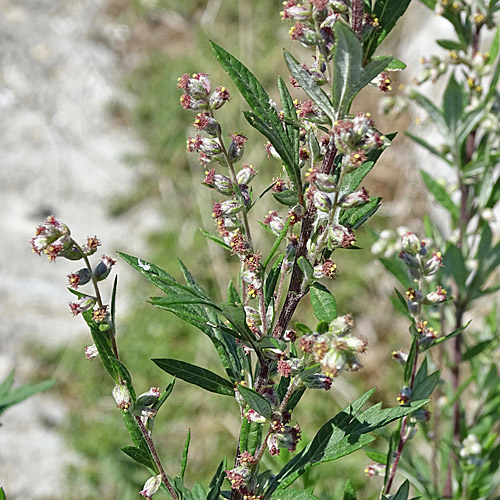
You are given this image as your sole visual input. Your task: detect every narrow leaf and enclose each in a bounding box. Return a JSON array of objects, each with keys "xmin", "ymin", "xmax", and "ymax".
[
  {"xmin": 121, "ymin": 445, "xmax": 155, "ymax": 469},
  {"xmin": 180, "ymin": 429, "xmax": 191, "ymax": 479},
  {"xmin": 153, "ymin": 359, "xmax": 234, "ymax": 396},
  {"xmin": 420, "ymin": 171, "xmax": 459, "ymax": 220},
  {"xmin": 284, "ymin": 50, "xmax": 335, "ymax": 123},
  {"xmin": 238, "ymin": 384, "xmax": 272, "ymax": 420}
]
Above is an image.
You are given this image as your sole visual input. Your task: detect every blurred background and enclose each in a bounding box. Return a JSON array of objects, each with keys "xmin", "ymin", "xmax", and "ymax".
[{"xmin": 0, "ymin": 1, "xmax": 446, "ymax": 498}]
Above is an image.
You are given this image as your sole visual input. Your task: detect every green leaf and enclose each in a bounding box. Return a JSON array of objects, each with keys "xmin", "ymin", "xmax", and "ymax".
[
  {"xmin": 180, "ymin": 428, "xmax": 191, "ymax": 479},
  {"xmin": 393, "ymin": 480, "xmax": 410, "ymax": 500},
  {"xmin": 219, "ymin": 303, "xmax": 255, "ymax": 342},
  {"xmin": 462, "ymin": 339, "xmax": 493, "ymax": 361},
  {"xmin": 271, "ymin": 489, "xmax": 320, "ymax": 500},
  {"xmin": 420, "ymin": 171, "xmax": 459, "ymax": 220},
  {"xmin": 238, "ymin": 384, "xmax": 272, "ymax": 420},
  {"xmin": 151, "ymin": 292, "xmax": 220, "ymax": 309},
  {"xmin": 379, "ymin": 256, "xmax": 412, "ymax": 288},
  {"xmin": 272, "ymin": 190, "xmax": 299, "ymax": 206},
  {"xmin": 432, "ymin": 321, "xmax": 470, "ymax": 347},
  {"xmin": 266, "ymin": 389, "xmax": 427, "ymax": 497},
  {"xmin": 83, "ymin": 310, "xmax": 118, "ymax": 382},
  {"xmin": 153, "ymin": 359, "xmax": 234, "ymax": 396},
  {"xmin": 265, "ymin": 256, "xmax": 284, "ymax": 306},
  {"xmin": 111, "ymin": 275, "xmax": 118, "ymax": 326},
  {"xmin": 386, "ymin": 58, "xmax": 407, "ymax": 70},
  {"xmin": 206, "ymin": 460, "xmax": 226, "ymax": 500},
  {"xmin": 443, "ymin": 74, "xmax": 465, "ymax": 134},
  {"xmin": 412, "ymin": 371, "xmax": 440, "ymax": 401},
  {"xmin": 404, "ymin": 338, "xmax": 418, "ymax": 386},
  {"xmin": 200, "ymin": 228, "xmax": 231, "ymax": 250},
  {"xmin": 343, "ymin": 480, "xmax": 357, "ymax": 500},
  {"xmin": 436, "ymin": 39, "xmax": 466, "ymax": 51},
  {"xmin": 0, "ymin": 378, "xmax": 55, "ymax": 417},
  {"xmin": 244, "ymin": 110, "xmax": 300, "ymax": 189},
  {"xmin": 309, "ymin": 282, "xmax": 337, "ymax": 323},
  {"xmin": 152, "ymin": 379, "xmax": 175, "ymax": 412},
  {"xmin": 406, "ymin": 132, "xmax": 449, "ymax": 162},
  {"xmin": 333, "ymin": 23, "xmax": 391, "ymax": 118},
  {"xmin": 410, "ymin": 89, "xmax": 447, "ymax": 133},
  {"xmin": 442, "ymin": 243, "xmax": 468, "ymax": 294},
  {"xmin": 0, "ymin": 371, "xmax": 14, "ymax": 398},
  {"xmin": 365, "ymin": 449, "xmax": 387, "ymax": 464},
  {"xmin": 122, "ymin": 412, "xmax": 157, "ymax": 471},
  {"xmin": 298, "ymin": 256, "xmax": 314, "ymax": 281},
  {"xmin": 121, "ymin": 445, "xmax": 155, "ymax": 469},
  {"xmin": 0, "ymin": 487, "xmax": 5, "ymax": 500},
  {"xmin": 364, "ymin": 0, "xmax": 412, "ymax": 60},
  {"xmin": 340, "ymin": 196, "xmax": 382, "ymax": 229},
  {"xmin": 246, "ymin": 421, "xmax": 263, "ymax": 455},
  {"xmin": 284, "ymin": 50, "xmax": 335, "ymax": 123},
  {"xmin": 278, "ymin": 76, "xmax": 300, "ymax": 167},
  {"xmin": 209, "ymin": 41, "xmax": 300, "ymax": 189}
]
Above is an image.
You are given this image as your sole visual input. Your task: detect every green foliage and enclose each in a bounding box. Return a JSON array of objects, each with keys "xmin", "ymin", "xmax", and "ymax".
[{"xmin": 0, "ymin": 371, "xmax": 54, "ymax": 419}]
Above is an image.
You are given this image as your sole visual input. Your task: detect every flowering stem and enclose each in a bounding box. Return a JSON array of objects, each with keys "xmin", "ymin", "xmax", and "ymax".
[
  {"xmin": 134, "ymin": 414, "xmax": 178, "ymax": 500},
  {"xmin": 71, "ymin": 239, "xmax": 120, "ymax": 360},
  {"xmin": 384, "ymin": 276, "xmax": 423, "ymax": 495},
  {"xmin": 253, "ymin": 378, "xmax": 300, "ymax": 464}
]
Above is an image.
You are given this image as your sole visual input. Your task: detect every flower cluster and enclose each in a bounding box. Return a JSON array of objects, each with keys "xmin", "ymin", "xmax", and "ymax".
[
  {"xmin": 31, "ymin": 216, "xmax": 116, "ymax": 321},
  {"xmin": 299, "ymin": 314, "xmax": 367, "ymax": 378}
]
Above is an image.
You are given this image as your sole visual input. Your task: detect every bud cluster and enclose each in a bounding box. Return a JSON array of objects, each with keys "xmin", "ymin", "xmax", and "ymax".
[
  {"xmin": 299, "ymin": 314, "xmax": 366, "ymax": 378},
  {"xmin": 31, "ymin": 216, "xmax": 116, "ymax": 321}
]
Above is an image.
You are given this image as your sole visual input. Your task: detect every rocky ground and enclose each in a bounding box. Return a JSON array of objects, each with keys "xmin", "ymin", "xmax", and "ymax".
[{"xmin": 0, "ymin": 0, "xmax": 159, "ymax": 497}]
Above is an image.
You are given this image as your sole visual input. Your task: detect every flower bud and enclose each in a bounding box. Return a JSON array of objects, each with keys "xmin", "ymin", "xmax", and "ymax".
[
  {"xmin": 313, "ymin": 191, "xmax": 333, "ymax": 212},
  {"xmin": 266, "ymin": 142, "xmax": 281, "ymax": 160},
  {"xmin": 203, "ymin": 169, "xmax": 233, "ymax": 195},
  {"xmin": 139, "ymin": 475, "xmax": 162, "ymax": 499},
  {"xmin": 177, "ymin": 72, "xmax": 211, "ymax": 99},
  {"xmin": 236, "ymin": 164, "xmax": 256, "ymax": 185},
  {"xmin": 423, "ymin": 285, "xmax": 447, "ymax": 304},
  {"xmin": 338, "ymin": 187, "xmax": 370, "ymax": 208},
  {"xmin": 209, "ymin": 86, "xmax": 230, "ymax": 109},
  {"xmin": 263, "ymin": 211, "xmax": 285, "ymax": 236},
  {"xmin": 212, "ymin": 200, "xmax": 243, "ymax": 218},
  {"xmin": 112, "ymin": 384, "xmax": 131, "ymax": 411},
  {"xmin": 228, "ymin": 134, "xmax": 247, "ymax": 162},
  {"xmin": 82, "ymin": 236, "xmax": 101, "ymax": 256},
  {"xmin": 193, "ymin": 112, "xmax": 221, "ymax": 136},
  {"xmin": 401, "ymin": 232, "xmax": 421, "ymax": 255},
  {"xmin": 329, "ymin": 314, "xmax": 354, "ymax": 335},
  {"xmin": 68, "ymin": 295, "xmax": 96, "ymax": 316},
  {"xmin": 314, "ymin": 173, "xmax": 337, "ymax": 193},
  {"xmin": 67, "ymin": 268, "xmax": 92, "ymax": 289},
  {"xmin": 313, "ymin": 259, "xmax": 337, "ymax": 279},
  {"xmin": 93, "ymin": 255, "xmax": 116, "ymax": 282},
  {"xmin": 84, "ymin": 344, "xmax": 99, "ymax": 360},
  {"xmin": 424, "ymin": 251, "xmax": 443, "ymax": 276},
  {"xmin": 397, "ymin": 387, "xmax": 412, "ymax": 405},
  {"xmin": 136, "ymin": 387, "xmax": 160, "ymax": 408},
  {"xmin": 226, "ymin": 465, "xmax": 251, "ymax": 490},
  {"xmin": 328, "ymin": 225, "xmax": 356, "ymax": 249},
  {"xmin": 245, "ymin": 408, "xmax": 267, "ymax": 423}
]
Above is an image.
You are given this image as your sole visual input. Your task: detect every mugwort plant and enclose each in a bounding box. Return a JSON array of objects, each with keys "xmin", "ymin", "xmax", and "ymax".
[{"xmin": 29, "ymin": 1, "xmax": 500, "ymax": 499}]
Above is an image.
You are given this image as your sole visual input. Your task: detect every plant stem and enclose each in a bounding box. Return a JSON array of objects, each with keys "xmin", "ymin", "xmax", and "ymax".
[
  {"xmin": 351, "ymin": 0, "xmax": 364, "ymax": 39},
  {"xmin": 135, "ymin": 415, "xmax": 179, "ymax": 500},
  {"xmin": 72, "ymin": 239, "xmax": 120, "ymax": 359}
]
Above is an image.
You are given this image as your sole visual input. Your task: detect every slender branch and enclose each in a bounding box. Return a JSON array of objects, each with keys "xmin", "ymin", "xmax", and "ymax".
[
  {"xmin": 135, "ymin": 415, "xmax": 179, "ymax": 500},
  {"xmin": 351, "ymin": 0, "xmax": 364, "ymax": 40}
]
